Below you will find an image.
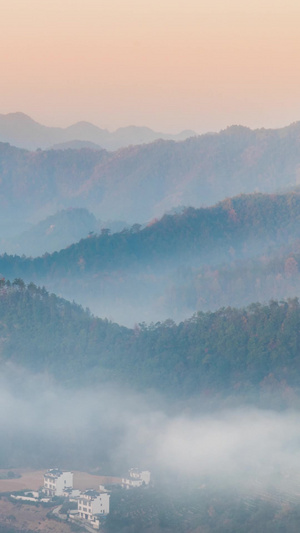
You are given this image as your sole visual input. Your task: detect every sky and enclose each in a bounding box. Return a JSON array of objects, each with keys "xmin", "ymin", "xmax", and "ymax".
[{"xmin": 1, "ymin": 0, "xmax": 300, "ymax": 133}]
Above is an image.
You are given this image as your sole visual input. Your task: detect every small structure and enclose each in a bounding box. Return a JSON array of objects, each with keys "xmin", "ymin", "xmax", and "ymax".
[
  {"xmin": 10, "ymin": 491, "xmax": 50, "ymax": 503},
  {"xmin": 121, "ymin": 468, "xmax": 151, "ymax": 489},
  {"xmin": 63, "ymin": 487, "xmax": 81, "ymax": 500},
  {"xmin": 78, "ymin": 489, "xmax": 110, "ymax": 524},
  {"xmin": 43, "ymin": 469, "xmax": 73, "ymax": 497}
]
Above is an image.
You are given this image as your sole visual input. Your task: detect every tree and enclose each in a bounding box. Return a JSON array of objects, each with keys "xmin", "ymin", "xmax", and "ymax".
[{"xmin": 12, "ymin": 278, "xmax": 25, "ymax": 290}]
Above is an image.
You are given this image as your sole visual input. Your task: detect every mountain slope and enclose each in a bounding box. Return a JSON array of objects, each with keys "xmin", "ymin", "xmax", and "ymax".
[
  {"xmin": 0, "ymin": 192, "xmax": 300, "ymax": 324},
  {"xmin": 0, "ymin": 208, "xmax": 128, "ymax": 257},
  {"xmin": 1, "ymin": 121, "xmax": 300, "ymax": 230},
  {"xmin": 1, "ymin": 208, "xmax": 98, "ymax": 256},
  {"xmin": 1, "ymin": 282, "xmax": 300, "ymax": 407},
  {"xmin": 1, "ymin": 191, "xmax": 299, "ymax": 273}
]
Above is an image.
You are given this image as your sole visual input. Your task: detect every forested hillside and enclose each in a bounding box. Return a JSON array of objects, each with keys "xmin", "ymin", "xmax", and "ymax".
[
  {"xmin": 166, "ymin": 237, "xmax": 300, "ymax": 314},
  {"xmin": 1, "ymin": 282, "xmax": 300, "ymax": 407},
  {"xmin": 5, "ymin": 190, "xmax": 300, "ymax": 275},
  {"xmin": 0, "ymin": 192, "xmax": 300, "ymax": 324}
]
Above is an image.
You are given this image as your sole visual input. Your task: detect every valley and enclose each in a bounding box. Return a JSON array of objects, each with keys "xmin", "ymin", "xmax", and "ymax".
[{"xmin": 1, "ymin": 118, "xmax": 300, "ymax": 532}]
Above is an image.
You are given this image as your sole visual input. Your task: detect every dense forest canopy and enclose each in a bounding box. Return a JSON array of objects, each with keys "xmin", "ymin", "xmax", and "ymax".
[{"xmin": 1, "ymin": 281, "xmax": 300, "ymax": 407}]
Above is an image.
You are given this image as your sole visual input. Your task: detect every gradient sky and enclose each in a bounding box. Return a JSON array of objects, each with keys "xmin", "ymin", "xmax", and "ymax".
[{"xmin": 1, "ymin": 0, "xmax": 300, "ymax": 133}]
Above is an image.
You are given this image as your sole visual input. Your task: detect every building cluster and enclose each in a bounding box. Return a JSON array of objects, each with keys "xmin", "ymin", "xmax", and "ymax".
[
  {"xmin": 40, "ymin": 467, "xmax": 150, "ymax": 530},
  {"xmin": 121, "ymin": 468, "xmax": 151, "ymax": 489},
  {"xmin": 42, "ymin": 469, "xmax": 110, "ymax": 529}
]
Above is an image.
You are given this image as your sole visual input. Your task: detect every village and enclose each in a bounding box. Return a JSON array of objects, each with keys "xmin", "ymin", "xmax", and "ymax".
[{"xmin": 7, "ymin": 468, "xmax": 151, "ymax": 532}]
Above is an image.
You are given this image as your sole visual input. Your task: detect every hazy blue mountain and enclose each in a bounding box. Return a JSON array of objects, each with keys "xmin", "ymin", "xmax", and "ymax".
[
  {"xmin": 4, "ymin": 110, "xmax": 300, "ymax": 533},
  {"xmin": 1, "ymin": 114, "xmax": 300, "ymax": 532},
  {"xmin": 50, "ymin": 139, "xmax": 103, "ymax": 150},
  {"xmin": 1, "ymin": 208, "xmax": 98, "ymax": 256},
  {"xmin": 1, "ymin": 192, "xmax": 300, "ymax": 325},
  {"xmin": 2, "ymin": 120, "xmax": 300, "ymax": 233},
  {"xmin": 0, "ymin": 112, "xmax": 62, "ymax": 150},
  {"xmin": 0, "ymin": 112, "xmax": 196, "ymax": 151},
  {"xmin": 0, "ymin": 208, "xmax": 129, "ymax": 257}
]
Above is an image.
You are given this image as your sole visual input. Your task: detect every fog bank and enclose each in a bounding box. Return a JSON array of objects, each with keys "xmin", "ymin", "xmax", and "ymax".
[{"xmin": 0, "ymin": 365, "xmax": 299, "ymax": 502}]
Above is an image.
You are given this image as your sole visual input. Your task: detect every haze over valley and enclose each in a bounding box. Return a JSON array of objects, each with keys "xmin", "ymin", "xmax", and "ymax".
[
  {"xmin": 1, "ymin": 282, "xmax": 300, "ymax": 531},
  {"xmin": 3, "ymin": 0, "xmax": 300, "ymax": 529},
  {"xmin": 1, "ymin": 111, "xmax": 300, "ymax": 518},
  {"xmin": 2, "ymin": 107, "xmax": 300, "ymax": 530}
]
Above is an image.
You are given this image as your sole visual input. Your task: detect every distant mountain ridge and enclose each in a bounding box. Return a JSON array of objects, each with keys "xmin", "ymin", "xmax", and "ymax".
[
  {"xmin": 2, "ymin": 120, "xmax": 300, "ymax": 232},
  {"xmin": 0, "ymin": 112, "xmax": 196, "ymax": 151}
]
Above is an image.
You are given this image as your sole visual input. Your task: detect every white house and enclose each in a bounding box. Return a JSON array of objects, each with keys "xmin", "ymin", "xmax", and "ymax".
[
  {"xmin": 43, "ymin": 469, "xmax": 73, "ymax": 497},
  {"xmin": 121, "ymin": 468, "xmax": 151, "ymax": 489},
  {"xmin": 78, "ymin": 489, "xmax": 110, "ymax": 523}
]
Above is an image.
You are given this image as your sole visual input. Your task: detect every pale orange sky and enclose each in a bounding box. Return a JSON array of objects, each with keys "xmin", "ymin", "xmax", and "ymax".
[{"xmin": 1, "ymin": 0, "xmax": 300, "ymax": 133}]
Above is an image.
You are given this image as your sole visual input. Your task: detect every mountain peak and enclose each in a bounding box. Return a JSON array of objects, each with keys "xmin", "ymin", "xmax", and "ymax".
[{"xmin": 1, "ymin": 111, "xmax": 40, "ymax": 125}]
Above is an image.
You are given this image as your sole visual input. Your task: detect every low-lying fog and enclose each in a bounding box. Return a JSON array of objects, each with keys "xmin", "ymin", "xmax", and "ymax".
[{"xmin": 2, "ymin": 364, "xmax": 300, "ymax": 501}]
